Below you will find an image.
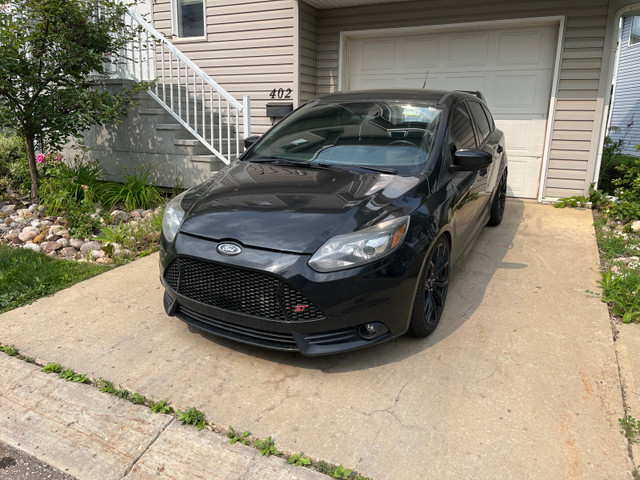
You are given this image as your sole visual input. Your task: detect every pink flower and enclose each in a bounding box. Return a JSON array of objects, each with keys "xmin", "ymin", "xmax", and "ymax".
[
  {"xmin": 628, "ymin": 120, "xmax": 635, "ymax": 128},
  {"xmin": 36, "ymin": 153, "xmax": 44, "ymax": 164},
  {"xmin": 55, "ymin": 154, "xmax": 62, "ymax": 161}
]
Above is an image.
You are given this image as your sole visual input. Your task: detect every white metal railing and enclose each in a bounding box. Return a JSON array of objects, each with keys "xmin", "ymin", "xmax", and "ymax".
[{"xmin": 117, "ymin": 9, "xmax": 250, "ymax": 164}]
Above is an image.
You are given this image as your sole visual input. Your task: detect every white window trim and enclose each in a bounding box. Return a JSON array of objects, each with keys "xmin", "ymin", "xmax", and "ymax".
[
  {"xmin": 171, "ymin": 0, "xmax": 207, "ymax": 42},
  {"xmin": 630, "ymin": 16, "xmax": 640, "ymax": 47}
]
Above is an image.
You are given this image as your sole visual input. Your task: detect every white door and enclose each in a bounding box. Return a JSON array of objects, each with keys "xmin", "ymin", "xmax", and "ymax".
[{"xmin": 344, "ymin": 23, "xmax": 559, "ymax": 198}]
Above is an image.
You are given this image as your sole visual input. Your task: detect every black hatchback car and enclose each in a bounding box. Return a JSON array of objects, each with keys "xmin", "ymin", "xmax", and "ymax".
[{"xmin": 160, "ymin": 90, "xmax": 507, "ymax": 356}]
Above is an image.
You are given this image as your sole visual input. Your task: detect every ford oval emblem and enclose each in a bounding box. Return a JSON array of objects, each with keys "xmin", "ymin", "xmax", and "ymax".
[{"xmin": 217, "ymin": 243, "xmax": 242, "ymax": 256}]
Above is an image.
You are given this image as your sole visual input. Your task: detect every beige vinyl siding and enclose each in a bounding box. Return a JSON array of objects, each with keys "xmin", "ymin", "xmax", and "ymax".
[
  {"xmin": 153, "ymin": 0, "xmax": 297, "ymax": 135},
  {"xmin": 299, "ymin": 1, "xmax": 319, "ymax": 104},
  {"xmin": 316, "ymin": 0, "xmax": 609, "ymax": 198}
]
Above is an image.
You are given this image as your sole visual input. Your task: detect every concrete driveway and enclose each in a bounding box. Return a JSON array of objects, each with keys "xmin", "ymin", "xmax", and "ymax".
[{"xmin": 0, "ymin": 200, "xmax": 633, "ymax": 479}]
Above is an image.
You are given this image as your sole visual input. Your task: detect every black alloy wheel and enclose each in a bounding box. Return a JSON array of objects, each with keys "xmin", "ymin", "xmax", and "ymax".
[
  {"xmin": 488, "ymin": 170, "xmax": 507, "ymax": 226},
  {"xmin": 408, "ymin": 237, "xmax": 450, "ymax": 337}
]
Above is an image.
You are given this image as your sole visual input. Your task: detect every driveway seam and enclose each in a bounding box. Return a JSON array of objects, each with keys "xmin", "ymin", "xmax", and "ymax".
[{"xmin": 120, "ymin": 416, "xmax": 175, "ymax": 478}]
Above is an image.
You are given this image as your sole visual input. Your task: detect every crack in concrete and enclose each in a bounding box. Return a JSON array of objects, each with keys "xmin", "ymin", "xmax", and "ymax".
[
  {"xmin": 120, "ymin": 416, "xmax": 174, "ymax": 479},
  {"xmin": 365, "ymin": 380, "xmax": 411, "ymax": 417}
]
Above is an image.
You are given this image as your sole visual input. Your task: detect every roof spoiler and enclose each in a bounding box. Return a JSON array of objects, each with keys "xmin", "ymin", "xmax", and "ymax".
[{"xmin": 457, "ymin": 90, "xmax": 486, "ymax": 101}]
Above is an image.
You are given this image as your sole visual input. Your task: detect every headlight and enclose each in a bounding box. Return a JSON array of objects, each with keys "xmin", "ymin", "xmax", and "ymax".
[
  {"xmin": 308, "ymin": 216, "xmax": 410, "ymax": 273},
  {"xmin": 162, "ymin": 190, "xmax": 188, "ymax": 243}
]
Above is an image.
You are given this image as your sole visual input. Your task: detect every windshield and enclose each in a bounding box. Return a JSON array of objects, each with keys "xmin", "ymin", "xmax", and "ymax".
[{"xmin": 246, "ymin": 100, "xmax": 442, "ymax": 175}]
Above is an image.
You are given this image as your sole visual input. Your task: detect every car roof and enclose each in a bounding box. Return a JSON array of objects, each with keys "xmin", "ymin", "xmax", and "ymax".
[{"xmin": 316, "ymin": 89, "xmax": 484, "ymax": 108}]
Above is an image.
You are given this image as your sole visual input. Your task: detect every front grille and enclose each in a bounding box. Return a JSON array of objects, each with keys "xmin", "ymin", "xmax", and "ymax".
[{"xmin": 164, "ymin": 257, "xmax": 325, "ymax": 321}]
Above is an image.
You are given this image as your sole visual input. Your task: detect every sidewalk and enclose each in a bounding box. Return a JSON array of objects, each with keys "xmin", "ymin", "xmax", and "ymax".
[
  {"xmin": 0, "ymin": 354, "xmax": 328, "ymax": 479},
  {"xmin": 0, "ymin": 200, "xmax": 635, "ymax": 479}
]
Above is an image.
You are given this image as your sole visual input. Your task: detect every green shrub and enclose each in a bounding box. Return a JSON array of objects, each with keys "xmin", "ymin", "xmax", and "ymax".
[
  {"xmin": 99, "ymin": 164, "xmax": 162, "ymax": 210},
  {"xmin": 0, "ymin": 133, "xmax": 28, "ymax": 194},
  {"xmin": 608, "ymin": 157, "xmax": 640, "ymax": 221},
  {"xmin": 599, "ymin": 267, "xmax": 640, "ymax": 324}
]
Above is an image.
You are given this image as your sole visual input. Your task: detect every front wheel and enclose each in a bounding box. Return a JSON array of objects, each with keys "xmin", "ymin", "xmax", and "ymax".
[
  {"xmin": 407, "ymin": 237, "xmax": 450, "ymax": 338},
  {"xmin": 488, "ymin": 170, "xmax": 507, "ymax": 226}
]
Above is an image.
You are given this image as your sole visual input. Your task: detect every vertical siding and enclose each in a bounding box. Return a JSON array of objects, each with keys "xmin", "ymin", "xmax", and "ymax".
[
  {"xmin": 609, "ymin": 16, "xmax": 640, "ymax": 156},
  {"xmin": 316, "ymin": 0, "xmax": 609, "ymax": 198},
  {"xmin": 299, "ymin": 1, "xmax": 319, "ymax": 104},
  {"xmin": 153, "ymin": 0, "xmax": 297, "ymax": 134}
]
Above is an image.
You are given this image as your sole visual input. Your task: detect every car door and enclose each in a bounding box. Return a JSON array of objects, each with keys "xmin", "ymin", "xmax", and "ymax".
[
  {"xmin": 466, "ymin": 100, "xmax": 502, "ymax": 215},
  {"xmin": 444, "ymin": 101, "xmax": 486, "ymax": 265}
]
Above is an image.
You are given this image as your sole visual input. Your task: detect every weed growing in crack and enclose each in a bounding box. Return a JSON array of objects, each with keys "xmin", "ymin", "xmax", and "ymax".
[
  {"xmin": 130, "ymin": 392, "xmax": 147, "ymax": 405},
  {"xmin": 97, "ymin": 378, "xmax": 117, "ymax": 394},
  {"xmin": 177, "ymin": 407, "xmax": 206, "ymax": 430},
  {"xmin": 254, "ymin": 436, "xmax": 281, "ymax": 457},
  {"xmin": 287, "ymin": 452, "xmax": 311, "ymax": 467},
  {"xmin": 42, "ymin": 362, "xmax": 62, "ymax": 374},
  {"xmin": 227, "ymin": 427, "xmax": 250, "ymax": 445},
  {"xmin": 150, "ymin": 399, "xmax": 174, "ymax": 414},
  {"xmin": 0, "ymin": 344, "xmax": 18, "ymax": 356},
  {"xmin": 620, "ymin": 414, "xmax": 640, "ymax": 444},
  {"xmin": 58, "ymin": 368, "xmax": 89, "ymax": 383}
]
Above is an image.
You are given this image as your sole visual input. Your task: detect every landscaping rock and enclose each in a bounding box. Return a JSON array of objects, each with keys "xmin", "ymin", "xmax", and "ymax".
[
  {"xmin": 95, "ymin": 257, "xmax": 113, "ymax": 265},
  {"xmin": 1, "ymin": 204, "xmax": 16, "ymax": 214},
  {"xmin": 80, "ymin": 241, "xmax": 102, "ymax": 253},
  {"xmin": 5, "ymin": 218, "xmax": 13, "ymax": 226},
  {"xmin": 16, "ymin": 209, "xmax": 33, "ymax": 219},
  {"xmin": 22, "ymin": 242, "xmax": 41, "ymax": 252},
  {"xmin": 58, "ymin": 237, "xmax": 69, "ymax": 248},
  {"xmin": 11, "ymin": 237, "xmax": 23, "ymax": 245},
  {"xmin": 40, "ymin": 241, "xmax": 63, "ymax": 254},
  {"xmin": 49, "ymin": 225, "xmax": 63, "ymax": 235},
  {"xmin": 632, "ymin": 221, "xmax": 640, "ymax": 233},
  {"xmin": 110, "ymin": 210, "xmax": 131, "ymax": 225},
  {"xmin": 33, "ymin": 233, "xmax": 46, "ymax": 244},
  {"xmin": 130, "ymin": 209, "xmax": 142, "ymax": 219},
  {"xmin": 18, "ymin": 227, "xmax": 40, "ymax": 242},
  {"xmin": 46, "ymin": 233, "xmax": 60, "ymax": 242},
  {"xmin": 70, "ymin": 238, "xmax": 85, "ymax": 249},
  {"xmin": 59, "ymin": 247, "xmax": 78, "ymax": 259},
  {"xmin": 90, "ymin": 249, "xmax": 105, "ymax": 260}
]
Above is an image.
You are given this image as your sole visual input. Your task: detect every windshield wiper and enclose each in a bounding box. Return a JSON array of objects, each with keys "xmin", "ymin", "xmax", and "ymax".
[
  {"xmin": 249, "ymin": 158, "xmax": 340, "ymax": 170},
  {"xmin": 352, "ymin": 165, "xmax": 397, "ymax": 175}
]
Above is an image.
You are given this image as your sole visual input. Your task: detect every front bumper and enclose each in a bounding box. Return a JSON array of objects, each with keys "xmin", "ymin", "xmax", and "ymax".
[{"xmin": 160, "ymin": 232, "xmax": 422, "ymax": 356}]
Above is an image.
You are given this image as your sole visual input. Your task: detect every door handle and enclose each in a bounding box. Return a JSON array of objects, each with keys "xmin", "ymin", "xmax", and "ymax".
[{"xmin": 497, "ymin": 145, "xmax": 504, "ymax": 154}]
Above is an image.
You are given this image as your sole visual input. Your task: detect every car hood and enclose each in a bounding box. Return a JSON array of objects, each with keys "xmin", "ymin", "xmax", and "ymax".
[{"xmin": 179, "ymin": 161, "xmax": 421, "ymax": 254}]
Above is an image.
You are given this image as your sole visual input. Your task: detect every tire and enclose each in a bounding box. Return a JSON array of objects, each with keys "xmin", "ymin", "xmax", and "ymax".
[
  {"xmin": 487, "ymin": 170, "xmax": 507, "ymax": 227},
  {"xmin": 407, "ymin": 237, "xmax": 450, "ymax": 338}
]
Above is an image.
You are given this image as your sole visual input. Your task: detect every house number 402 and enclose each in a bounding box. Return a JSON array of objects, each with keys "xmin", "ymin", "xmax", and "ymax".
[{"xmin": 269, "ymin": 88, "xmax": 292, "ymax": 99}]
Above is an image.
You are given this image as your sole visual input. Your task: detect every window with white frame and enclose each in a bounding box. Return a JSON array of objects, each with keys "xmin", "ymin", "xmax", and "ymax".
[
  {"xmin": 175, "ymin": 0, "xmax": 205, "ymax": 38},
  {"xmin": 631, "ymin": 16, "xmax": 640, "ymax": 46}
]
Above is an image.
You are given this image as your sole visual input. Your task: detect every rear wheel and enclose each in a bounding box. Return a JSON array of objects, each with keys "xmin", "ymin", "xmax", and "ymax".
[
  {"xmin": 408, "ymin": 237, "xmax": 450, "ymax": 337},
  {"xmin": 488, "ymin": 170, "xmax": 507, "ymax": 226}
]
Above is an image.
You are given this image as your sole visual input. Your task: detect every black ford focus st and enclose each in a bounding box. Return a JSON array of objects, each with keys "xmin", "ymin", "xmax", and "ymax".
[{"xmin": 160, "ymin": 90, "xmax": 507, "ymax": 356}]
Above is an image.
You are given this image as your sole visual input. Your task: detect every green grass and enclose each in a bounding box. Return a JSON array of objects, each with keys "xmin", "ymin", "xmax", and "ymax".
[{"xmin": 0, "ymin": 244, "xmax": 111, "ymax": 314}]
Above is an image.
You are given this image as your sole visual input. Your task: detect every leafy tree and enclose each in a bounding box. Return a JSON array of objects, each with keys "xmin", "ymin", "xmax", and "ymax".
[{"xmin": 0, "ymin": 0, "xmax": 142, "ymax": 201}]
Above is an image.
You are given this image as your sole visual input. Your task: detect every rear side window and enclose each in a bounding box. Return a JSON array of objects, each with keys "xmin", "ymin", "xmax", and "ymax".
[
  {"xmin": 481, "ymin": 103, "xmax": 495, "ymax": 130},
  {"xmin": 467, "ymin": 101, "xmax": 492, "ymax": 144},
  {"xmin": 450, "ymin": 105, "xmax": 476, "ymax": 150}
]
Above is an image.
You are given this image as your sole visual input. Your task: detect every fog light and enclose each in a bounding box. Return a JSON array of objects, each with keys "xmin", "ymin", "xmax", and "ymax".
[{"xmin": 358, "ymin": 322, "xmax": 388, "ymax": 340}]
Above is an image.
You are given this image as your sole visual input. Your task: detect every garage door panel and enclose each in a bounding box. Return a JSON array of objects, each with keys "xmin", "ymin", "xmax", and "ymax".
[
  {"xmin": 354, "ymin": 41, "xmax": 395, "ymax": 70},
  {"xmin": 401, "ymin": 38, "xmax": 440, "ymax": 69},
  {"xmin": 447, "ymin": 34, "xmax": 489, "ymax": 66},
  {"xmin": 345, "ymin": 22, "xmax": 559, "ymax": 198},
  {"xmin": 497, "ymin": 31, "xmax": 545, "ymax": 66}
]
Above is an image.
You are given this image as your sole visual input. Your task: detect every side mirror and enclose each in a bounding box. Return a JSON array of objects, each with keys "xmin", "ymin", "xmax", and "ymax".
[
  {"xmin": 243, "ymin": 135, "xmax": 261, "ymax": 149},
  {"xmin": 452, "ymin": 149, "xmax": 493, "ymax": 171}
]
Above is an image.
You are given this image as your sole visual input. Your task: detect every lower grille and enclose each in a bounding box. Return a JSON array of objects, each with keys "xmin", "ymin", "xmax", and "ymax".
[
  {"xmin": 177, "ymin": 306, "xmax": 298, "ymax": 350},
  {"xmin": 164, "ymin": 257, "xmax": 325, "ymax": 321}
]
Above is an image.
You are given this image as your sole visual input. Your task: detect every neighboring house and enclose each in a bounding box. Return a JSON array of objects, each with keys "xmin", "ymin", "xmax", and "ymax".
[
  {"xmin": 77, "ymin": 0, "xmax": 640, "ymax": 201},
  {"xmin": 609, "ymin": 15, "xmax": 640, "ymax": 156}
]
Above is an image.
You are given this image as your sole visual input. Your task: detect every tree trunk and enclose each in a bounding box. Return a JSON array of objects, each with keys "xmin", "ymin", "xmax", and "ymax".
[{"xmin": 24, "ymin": 135, "xmax": 38, "ymax": 203}]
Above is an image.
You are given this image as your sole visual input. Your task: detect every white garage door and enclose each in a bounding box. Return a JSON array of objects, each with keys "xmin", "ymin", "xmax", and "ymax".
[{"xmin": 344, "ymin": 22, "xmax": 559, "ymax": 198}]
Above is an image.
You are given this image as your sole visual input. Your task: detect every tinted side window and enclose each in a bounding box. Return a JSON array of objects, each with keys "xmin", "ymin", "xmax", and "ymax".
[
  {"xmin": 481, "ymin": 103, "xmax": 495, "ymax": 130},
  {"xmin": 467, "ymin": 101, "xmax": 491, "ymax": 144},
  {"xmin": 451, "ymin": 105, "xmax": 476, "ymax": 150}
]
